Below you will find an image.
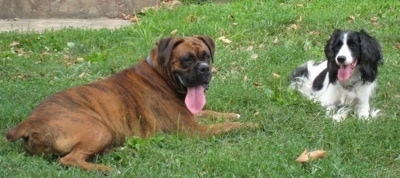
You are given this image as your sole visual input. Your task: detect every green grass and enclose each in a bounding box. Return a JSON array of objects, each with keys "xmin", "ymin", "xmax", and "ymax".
[{"xmin": 1, "ymin": 0, "xmax": 400, "ymax": 177}]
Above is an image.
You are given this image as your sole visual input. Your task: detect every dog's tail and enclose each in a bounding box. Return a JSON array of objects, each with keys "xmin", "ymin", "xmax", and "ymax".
[{"xmin": 6, "ymin": 122, "xmax": 30, "ymax": 142}]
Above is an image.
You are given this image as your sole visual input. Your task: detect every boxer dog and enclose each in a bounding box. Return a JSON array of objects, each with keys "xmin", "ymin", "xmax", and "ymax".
[{"xmin": 6, "ymin": 36, "xmax": 249, "ymax": 171}]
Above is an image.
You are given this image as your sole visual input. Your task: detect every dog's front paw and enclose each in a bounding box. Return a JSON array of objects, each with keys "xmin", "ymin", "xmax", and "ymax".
[
  {"xmin": 332, "ymin": 107, "xmax": 351, "ymax": 122},
  {"xmin": 357, "ymin": 110, "xmax": 370, "ymax": 120},
  {"xmin": 370, "ymin": 108, "xmax": 381, "ymax": 118}
]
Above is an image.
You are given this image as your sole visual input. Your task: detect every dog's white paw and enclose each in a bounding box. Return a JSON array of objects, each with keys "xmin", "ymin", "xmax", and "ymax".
[
  {"xmin": 370, "ymin": 109, "xmax": 381, "ymax": 118},
  {"xmin": 332, "ymin": 107, "xmax": 351, "ymax": 122}
]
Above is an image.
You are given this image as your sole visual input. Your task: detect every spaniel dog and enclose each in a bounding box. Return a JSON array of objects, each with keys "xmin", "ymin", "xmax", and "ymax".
[{"xmin": 290, "ymin": 29, "xmax": 383, "ymax": 121}]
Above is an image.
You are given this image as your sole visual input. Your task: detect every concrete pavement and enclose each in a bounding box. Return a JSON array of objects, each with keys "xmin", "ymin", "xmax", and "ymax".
[{"xmin": 0, "ymin": 18, "xmax": 133, "ymax": 32}]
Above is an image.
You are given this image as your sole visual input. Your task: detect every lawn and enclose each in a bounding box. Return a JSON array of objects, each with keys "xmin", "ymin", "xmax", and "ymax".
[{"xmin": 1, "ymin": 0, "xmax": 400, "ymax": 177}]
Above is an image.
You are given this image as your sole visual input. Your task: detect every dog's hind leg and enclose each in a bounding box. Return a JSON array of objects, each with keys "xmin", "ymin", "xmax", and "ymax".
[
  {"xmin": 60, "ymin": 148, "xmax": 111, "ymax": 172},
  {"xmin": 195, "ymin": 122, "xmax": 258, "ymax": 137}
]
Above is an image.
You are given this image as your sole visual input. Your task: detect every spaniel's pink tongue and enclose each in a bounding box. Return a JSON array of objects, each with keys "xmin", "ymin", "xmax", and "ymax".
[
  {"xmin": 185, "ymin": 86, "xmax": 206, "ymax": 114},
  {"xmin": 337, "ymin": 65, "xmax": 352, "ymax": 82}
]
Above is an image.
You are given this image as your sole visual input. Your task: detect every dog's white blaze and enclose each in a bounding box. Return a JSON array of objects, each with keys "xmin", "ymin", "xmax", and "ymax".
[{"xmin": 335, "ymin": 33, "xmax": 354, "ymax": 65}]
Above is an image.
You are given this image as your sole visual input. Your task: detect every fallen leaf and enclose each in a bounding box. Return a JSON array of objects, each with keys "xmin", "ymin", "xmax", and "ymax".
[
  {"xmin": 290, "ymin": 24, "xmax": 298, "ymax": 30},
  {"xmin": 370, "ymin": 16, "xmax": 378, "ymax": 22},
  {"xmin": 250, "ymin": 54, "xmax": 258, "ymax": 59},
  {"xmin": 253, "ymin": 82, "xmax": 262, "ymax": 87},
  {"xmin": 247, "ymin": 46, "xmax": 254, "ymax": 51},
  {"xmin": 211, "ymin": 67, "xmax": 218, "ymax": 74},
  {"xmin": 130, "ymin": 17, "xmax": 140, "ymax": 22},
  {"xmin": 217, "ymin": 36, "xmax": 232, "ymax": 44},
  {"xmin": 272, "ymin": 37, "xmax": 279, "ymax": 44},
  {"xmin": 296, "ymin": 149, "xmax": 327, "ymax": 163},
  {"xmin": 348, "ymin": 15, "xmax": 355, "ymax": 23},
  {"xmin": 170, "ymin": 29, "xmax": 178, "ymax": 36},
  {"xmin": 243, "ymin": 75, "xmax": 248, "ymax": 82},
  {"xmin": 272, "ymin": 73, "xmax": 280, "ymax": 78},
  {"xmin": 76, "ymin": 57, "xmax": 84, "ymax": 62},
  {"xmin": 10, "ymin": 41, "xmax": 20, "ymax": 47},
  {"xmin": 79, "ymin": 72, "xmax": 86, "ymax": 78},
  {"xmin": 296, "ymin": 16, "xmax": 302, "ymax": 22},
  {"xmin": 394, "ymin": 42, "xmax": 400, "ymax": 50}
]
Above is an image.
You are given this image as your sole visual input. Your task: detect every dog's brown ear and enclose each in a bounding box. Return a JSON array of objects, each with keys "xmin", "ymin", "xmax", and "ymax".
[
  {"xmin": 196, "ymin": 36, "xmax": 215, "ymax": 62},
  {"xmin": 157, "ymin": 37, "xmax": 184, "ymax": 67}
]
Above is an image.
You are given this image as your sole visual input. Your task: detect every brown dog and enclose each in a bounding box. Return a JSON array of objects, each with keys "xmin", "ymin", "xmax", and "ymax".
[{"xmin": 6, "ymin": 36, "xmax": 249, "ymax": 171}]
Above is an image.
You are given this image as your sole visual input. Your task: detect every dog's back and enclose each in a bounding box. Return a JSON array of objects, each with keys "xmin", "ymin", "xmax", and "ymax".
[{"xmin": 290, "ymin": 61, "xmax": 328, "ymax": 99}]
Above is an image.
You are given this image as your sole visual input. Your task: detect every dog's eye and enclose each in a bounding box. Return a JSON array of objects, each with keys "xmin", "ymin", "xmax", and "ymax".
[
  {"xmin": 347, "ymin": 40, "xmax": 356, "ymax": 47},
  {"xmin": 204, "ymin": 54, "xmax": 211, "ymax": 61},
  {"xmin": 181, "ymin": 56, "xmax": 194, "ymax": 67}
]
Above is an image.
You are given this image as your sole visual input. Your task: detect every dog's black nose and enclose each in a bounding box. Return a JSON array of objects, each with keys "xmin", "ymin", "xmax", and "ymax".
[
  {"xmin": 197, "ymin": 63, "xmax": 210, "ymax": 74},
  {"xmin": 337, "ymin": 56, "xmax": 346, "ymax": 64}
]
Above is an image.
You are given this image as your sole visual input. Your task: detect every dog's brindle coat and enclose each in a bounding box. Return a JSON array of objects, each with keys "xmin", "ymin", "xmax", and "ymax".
[{"xmin": 6, "ymin": 36, "xmax": 247, "ymax": 171}]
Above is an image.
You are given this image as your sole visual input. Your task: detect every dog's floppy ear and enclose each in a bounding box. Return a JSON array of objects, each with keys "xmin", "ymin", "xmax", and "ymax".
[
  {"xmin": 325, "ymin": 29, "xmax": 341, "ymax": 83},
  {"xmin": 360, "ymin": 30, "xmax": 383, "ymax": 65},
  {"xmin": 324, "ymin": 29, "xmax": 341, "ymax": 60},
  {"xmin": 157, "ymin": 37, "xmax": 184, "ymax": 66},
  {"xmin": 196, "ymin": 36, "xmax": 215, "ymax": 62},
  {"xmin": 359, "ymin": 29, "xmax": 383, "ymax": 82}
]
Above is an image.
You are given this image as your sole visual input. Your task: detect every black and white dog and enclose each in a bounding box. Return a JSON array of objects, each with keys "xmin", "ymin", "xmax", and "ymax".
[{"xmin": 290, "ymin": 29, "xmax": 383, "ymax": 121}]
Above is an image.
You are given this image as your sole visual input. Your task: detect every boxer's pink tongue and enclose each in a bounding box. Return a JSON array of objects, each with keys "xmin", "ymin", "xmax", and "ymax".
[
  {"xmin": 337, "ymin": 65, "xmax": 351, "ymax": 82},
  {"xmin": 185, "ymin": 86, "xmax": 206, "ymax": 114}
]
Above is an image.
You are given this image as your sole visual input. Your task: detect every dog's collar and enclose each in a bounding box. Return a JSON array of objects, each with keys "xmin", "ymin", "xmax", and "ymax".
[{"xmin": 146, "ymin": 56, "xmax": 152, "ymax": 67}]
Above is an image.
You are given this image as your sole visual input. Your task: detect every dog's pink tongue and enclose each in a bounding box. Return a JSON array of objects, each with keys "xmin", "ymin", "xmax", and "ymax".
[
  {"xmin": 337, "ymin": 65, "xmax": 352, "ymax": 82},
  {"xmin": 185, "ymin": 86, "xmax": 206, "ymax": 114}
]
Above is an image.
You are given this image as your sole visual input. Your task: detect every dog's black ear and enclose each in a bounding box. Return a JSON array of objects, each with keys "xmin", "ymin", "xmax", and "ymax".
[
  {"xmin": 157, "ymin": 37, "xmax": 184, "ymax": 66},
  {"xmin": 324, "ymin": 29, "xmax": 341, "ymax": 60},
  {"xmin": 359, "ymin": 30, "xmax": 383, "ymax": 82},
  {"xmin": 325, "ymin": 29, "xmax": 341, "ymax": 84},
  {"xmin": 360, "ymin": 30, "xmax": 383, "ymax": 65},
  {"xmin": 196, "ymin": 36, "xmax": 215, "ymax": 62}
]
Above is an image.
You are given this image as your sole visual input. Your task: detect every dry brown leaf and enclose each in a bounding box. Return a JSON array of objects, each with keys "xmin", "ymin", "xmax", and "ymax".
[
  {"xmin": 10, "ymin": 41, "xmax": 20, "ymax": 47},
  {"xmin": 250, "ymin": 54, "xmax": 258, "ymax": 59},
  {"xmin": 296, "ymin": 16, "xmax": 302, "ymax": 23},
  {"xmin": 211, "ymin": 67, "xmax": 218, "ymax": 74},
  {"xmin": 370, "ymin": 16, "xmax": 379, "ymax": 26},
  {"xmin": 40, "ymin": 51, "xmax": 50, "ymax": 57},
  {"xmin": 394, "ymin": 42, "xmax": 400, "ymax": 50},
  {"xmin": 76, "ymin": 57, "xmax": 84, "ymax": 62},
  {"xmin": 79, "ymin": 72, "xmax": 86, "ymax": 78},
  {"xmin": 290, "ymin": 24, "xmax": 298, "ymax": 30},
  {"xmin": 348, "ymin": 15, "xmax": 355, "ymax": 23},
  {"xmin": 296, "ymin": 149, "xmax": 327, "ymax": 163},
  {"xmin": 370, "ymin": 16, "xmax": 378, "ymax": 22},
  {"xmin": 253, "ymin": 82, "xmax": 262, "ymax": 87},
  {"xmin": 217, "ymin": 36, "xmax": 232, "ymax": 44},
  {"xmin": 272, "ymin": 37, "xmax": 279, "ymax": 44},
  {"xmin": 272, "ymin": 73, "xmax": 280, "ymax": 78},
  {"xmin": 130, "ymin": 17, "xmax": 140, "ymax": 22},
  {"xmin": 170, "ymin": 29, "xmax": 178, "ymax": 36}
]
